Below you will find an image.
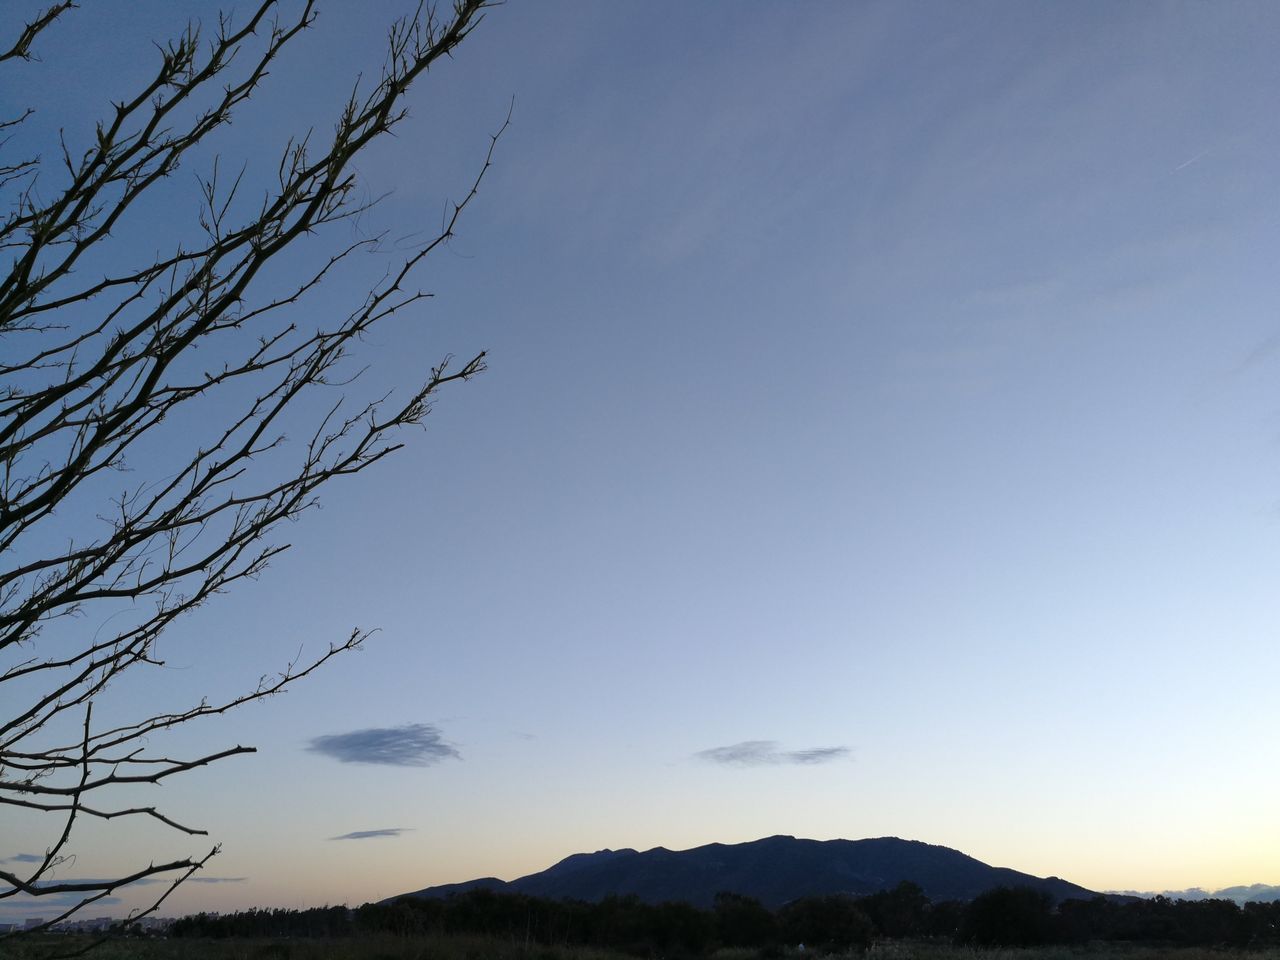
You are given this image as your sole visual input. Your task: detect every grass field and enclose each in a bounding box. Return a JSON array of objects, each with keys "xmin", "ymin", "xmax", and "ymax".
[{"xmin": 8, "ymin": 938, "xmax": 1280, "ymax": 960}]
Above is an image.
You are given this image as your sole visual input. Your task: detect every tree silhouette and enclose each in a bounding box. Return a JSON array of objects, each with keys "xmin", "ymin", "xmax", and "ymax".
[
  {"xmin": 956, "ymin": 886, "xmax": 1053, "ymax": 946},
  {"xmin": 0, "ymin": 0, "xmax": 501, "ymax": 939}
]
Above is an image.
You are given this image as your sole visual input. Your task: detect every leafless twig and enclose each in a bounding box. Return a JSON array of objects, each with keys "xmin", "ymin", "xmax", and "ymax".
[{"xmin": 1, "ymin": 0, "xmax": 499, "ymax": 940}]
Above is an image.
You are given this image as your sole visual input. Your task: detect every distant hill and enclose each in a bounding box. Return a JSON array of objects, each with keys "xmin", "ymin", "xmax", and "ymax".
[
  {"xmin": 1111, "ymin": 883, "xmax": 1280, "ymax": 905},
  {"xmin": 390, "ymin": 835, "xmax": 1103, "ymax": 909}
]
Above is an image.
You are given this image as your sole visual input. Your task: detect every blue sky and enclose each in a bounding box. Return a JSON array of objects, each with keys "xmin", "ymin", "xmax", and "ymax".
[{"xmin": 3, "ymin": 0, "xmax": 1280, "ymax": 921}]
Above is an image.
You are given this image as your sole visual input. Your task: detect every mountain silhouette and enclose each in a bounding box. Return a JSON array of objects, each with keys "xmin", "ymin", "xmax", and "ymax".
[
  {"xmin": 391, "ymin": 835, "xmax": 1102, "ymax": 908},
  {"xmin": 1113, "ymin": 883, "xmax": 1280, "ymax": 905}
]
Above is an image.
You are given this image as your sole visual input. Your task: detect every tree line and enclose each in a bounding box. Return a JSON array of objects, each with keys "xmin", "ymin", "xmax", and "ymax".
[{"xmin": 166, "ymin": 884, "xmax": 1280, "ymax": 951}]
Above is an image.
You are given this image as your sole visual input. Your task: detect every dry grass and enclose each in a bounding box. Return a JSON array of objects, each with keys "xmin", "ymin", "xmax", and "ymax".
[
  {"xmin": 3, "ymin": 934, "xmax": 636, "ymax": 960},
  {"xmin": 863, "ymin": 944, "xmax": 1280, "ymax": 960},
  {"xmin": 8, "ymin": 938, "xmax": 1280, "ymax": 960}
]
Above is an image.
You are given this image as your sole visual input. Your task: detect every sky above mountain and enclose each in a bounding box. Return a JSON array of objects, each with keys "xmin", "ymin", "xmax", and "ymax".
[{"xmin": 3, "ymin": 0, "xmax": 1279, "ymax": 921}]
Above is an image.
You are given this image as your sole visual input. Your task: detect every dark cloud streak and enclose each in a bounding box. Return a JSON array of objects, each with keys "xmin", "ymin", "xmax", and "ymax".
[
  {"xmin": 308, "ymin": 723, "xmax": 460, "ymax": 766},
  {"xmin": 0, "ymin": 895, "xmax": 122, "ymax": 915},
  {"xmin": 329, "ymin": 828, "xmax": 412, "ymax": 841},
  {"xmin": 7, "ymin": 875, "xmax": 245, "ymax": 888},
  {"xmin": 696, "ymin": 740, "xmax": 850, "ymax": 767}
]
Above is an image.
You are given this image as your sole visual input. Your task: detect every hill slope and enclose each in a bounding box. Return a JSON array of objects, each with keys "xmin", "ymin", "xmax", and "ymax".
[{"xmin": 391, "ymin": 835, "xmax": 1100, "ymax": 908}]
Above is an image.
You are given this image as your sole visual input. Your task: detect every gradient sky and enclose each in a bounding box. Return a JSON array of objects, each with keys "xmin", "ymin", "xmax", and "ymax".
[{"xmin": 3, "ymin": 0, "xmax": 1280, "ymax": 922}]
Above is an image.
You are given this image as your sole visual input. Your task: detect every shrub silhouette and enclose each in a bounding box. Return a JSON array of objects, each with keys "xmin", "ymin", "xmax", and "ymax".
[
  {"xmin": 957, "ymin": 886, "xmax": 1053, "ymax": 946},
  {"xmin": 778, "ymin": 895, "xmax": 874, "ymax": 953}
]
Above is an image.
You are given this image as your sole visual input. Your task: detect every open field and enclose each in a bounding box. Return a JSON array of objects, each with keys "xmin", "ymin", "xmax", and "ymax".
[
  {"xmin": 865, "ymin": 945, "xmax": 1280, "ymax": 960},
  {"xmin": 9, "ymin": 938, "xmax": 1280, "ymax": 960}
]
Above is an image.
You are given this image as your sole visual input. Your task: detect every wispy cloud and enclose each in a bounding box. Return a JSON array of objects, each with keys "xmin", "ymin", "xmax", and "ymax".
[
  {"xmin": 308, "ymin": 723, "xmax": 460, "ymax": 766},
  {"xmin": 695, "ymin": 740, "xmax": 850, "ymax": 767},
  {"xmin": 0, "ymin": 894, "xmax": 122, "ymax": 915},
  {"xmin": 0, "ymin": 878, "xmax": 248, "ymax": 916},
  {"xmin": 4, "ymin": 875, "xmax": 244, "ymax": 889},
  {"xmin": 2, "ymin": 853, "xmax": 44, "ymax": 863},
  {"xmin": 1172, "ymin": 148, "xmax": 1210, "ymax": 173},
  {"xmin": 329, "ymin": 828, "xmax": 412, "ymax": 841}
]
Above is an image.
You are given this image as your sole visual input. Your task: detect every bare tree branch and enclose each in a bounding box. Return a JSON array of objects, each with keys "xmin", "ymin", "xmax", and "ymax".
[
  {"xmin": 0, "ymin": 2, "xmax": 76, "ymax": 64},
  {"xmin": 1, "ymin": 0, "xmax": 501, "ymax": 939}
]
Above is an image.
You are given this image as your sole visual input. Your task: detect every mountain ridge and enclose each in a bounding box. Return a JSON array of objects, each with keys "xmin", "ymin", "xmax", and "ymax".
[
  {"xmin": 1110, "ymin": 883, "xmax": 1280, "ymax": 905},
  {"xmin": 389, "ymin": 835, "xmax": 1107, "ymax": 909}
]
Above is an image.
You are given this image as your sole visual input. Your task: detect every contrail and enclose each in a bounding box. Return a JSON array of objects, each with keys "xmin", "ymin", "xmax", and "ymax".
[{"xmin": 1173, "ymin": 149, "xmax": 1209, "ymax": 172}]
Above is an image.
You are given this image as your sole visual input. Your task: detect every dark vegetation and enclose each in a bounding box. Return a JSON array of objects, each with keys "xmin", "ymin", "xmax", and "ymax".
[{"xmin": 165, "ymin": 886, "xmax": 1280, "ymax": 953}]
